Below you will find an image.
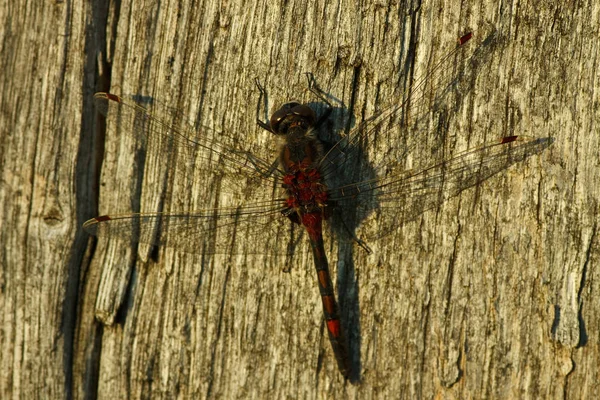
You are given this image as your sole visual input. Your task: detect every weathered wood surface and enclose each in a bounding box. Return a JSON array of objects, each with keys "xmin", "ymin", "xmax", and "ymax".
[{"xmin": 1, "ymin": 0, "xmax": 598, "ymax": 398}]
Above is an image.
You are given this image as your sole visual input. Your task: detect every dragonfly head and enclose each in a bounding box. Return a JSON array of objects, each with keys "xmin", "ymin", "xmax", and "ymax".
[{"xmin": 269, "ymin": 102, "xmax": 316, "ymax": 135}]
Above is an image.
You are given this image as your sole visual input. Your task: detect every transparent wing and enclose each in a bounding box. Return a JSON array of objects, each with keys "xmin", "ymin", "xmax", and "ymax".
[
  {"xmin": 83, "ymin": 199, "xmax": 308, "ymax": 256},
  {"xmin": 94, "ymin": 92, "xmax": 283, "ymax": 189},
  {"xmin": 319, "ymin": 33, "xmax": 476, "ymax": 180},
  {"xmin": 325, "ymin": 135, "xmax": 553, "ymax": 239}
]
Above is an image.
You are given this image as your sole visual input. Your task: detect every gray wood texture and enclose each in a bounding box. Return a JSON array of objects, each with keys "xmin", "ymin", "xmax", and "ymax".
[{"xmin": 1, "ymin": 0, "xmax": 598, "ymax": 398}]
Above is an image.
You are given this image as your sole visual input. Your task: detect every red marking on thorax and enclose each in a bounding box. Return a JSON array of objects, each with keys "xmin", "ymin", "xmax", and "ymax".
[{"xmin": 283, "ymin": 162, "xmax": 329, "ymax": 226}]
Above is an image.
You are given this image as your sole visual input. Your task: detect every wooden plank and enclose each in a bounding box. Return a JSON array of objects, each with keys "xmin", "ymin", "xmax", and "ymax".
[
  {"xmin": 0, "ymin": 0, "xmax": 95, "ymax": 398},
  {"xmin": 1, "ymin": 0, "xmax": 598, "ymax": 398}
]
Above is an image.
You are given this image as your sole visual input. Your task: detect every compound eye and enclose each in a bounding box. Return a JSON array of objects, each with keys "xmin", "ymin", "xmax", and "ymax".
[
  {"xmin": 269, "ymin": 102, "xmax": 316, "ymax": 134},
  {"xmin": 270, "ymin": 102, "xmax": 302, "ymax": 133},
  {"xmin": 289, "ymin": 104, "xmax": 316, "ymax": 126}
]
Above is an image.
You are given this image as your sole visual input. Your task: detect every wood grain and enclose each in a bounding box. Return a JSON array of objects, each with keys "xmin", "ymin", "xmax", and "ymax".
[{"xmin": 1, "ymin": 0, "xmax": 598, "ymax": 398}]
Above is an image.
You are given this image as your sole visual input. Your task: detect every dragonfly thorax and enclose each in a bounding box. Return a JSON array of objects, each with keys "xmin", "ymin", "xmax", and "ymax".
[
  {"xmin": 275, "ymin": 101, "xmax": 329, "ymax": 225},
  {"xmin": 283, "ymin": 166, "xmax": 329, "ymax": 222}
]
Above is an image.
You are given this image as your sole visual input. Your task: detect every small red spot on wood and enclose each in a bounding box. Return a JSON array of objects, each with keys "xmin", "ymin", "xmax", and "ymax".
[{"xmin": 95, "ymin": 215, "xmax": 111, "ymax": 222}]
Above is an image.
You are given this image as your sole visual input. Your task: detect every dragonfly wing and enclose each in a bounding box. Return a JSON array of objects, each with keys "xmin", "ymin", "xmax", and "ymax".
[
  {"xmin": 94, "ymin": 93, "xmax": 283, "ymax": 191},
  {"xmin": 84, "ymin": 201, "xmax": 307, "ymax": 256},
  {"xmin": 327, "ymin": 136, "xmax": 554, "ymax": 239},
  {"xmin": 318, "ymin": 33, "xmax": 476, "ymax": 181}
]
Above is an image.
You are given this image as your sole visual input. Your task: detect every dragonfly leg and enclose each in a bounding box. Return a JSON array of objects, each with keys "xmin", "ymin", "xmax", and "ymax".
[
  {"xmin": 230, "ymin": 149, "xmax": 281, "ymax": 178},
  {"xmin": 281, "ymin": 217, "xmax": 303, "ymax": 272},
  {"xmin": 282, "ymin": 235, "xmax": 304, "ymax": 272},
  {"xmin": 255, "ymin": 78, "xmax": 274, "ymax": 133},
  {"xmin": 339, "ymin": 216, "xmax": 373, "ymax": 255},
  {"xmin": 354, "ymin": 237, "xmax": 373, "ymax": 255},
  {"xmin": 304, "ymin": 72, "xmax": 334, "ymax": 128}
]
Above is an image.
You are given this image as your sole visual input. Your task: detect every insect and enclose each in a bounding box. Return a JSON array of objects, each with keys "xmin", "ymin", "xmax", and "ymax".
[{"xmin": 85, "ymin": 32, "xmax": 553, "ymax": 378}]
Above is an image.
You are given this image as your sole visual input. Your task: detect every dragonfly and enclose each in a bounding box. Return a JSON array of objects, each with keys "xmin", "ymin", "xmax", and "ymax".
[{"xmin": 84, "ymin": 32, "xmax": 553, "ymax": 378}]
